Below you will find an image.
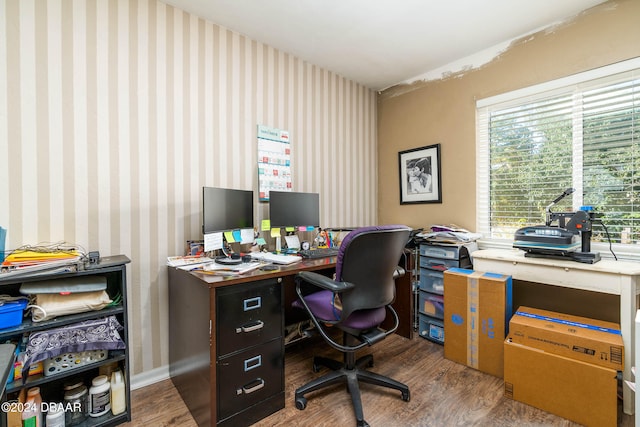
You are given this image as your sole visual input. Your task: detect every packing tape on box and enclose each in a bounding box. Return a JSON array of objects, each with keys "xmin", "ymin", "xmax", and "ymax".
[{"xmin": 466, "ymin": 271, "xmax": 484, "ymax": 369}]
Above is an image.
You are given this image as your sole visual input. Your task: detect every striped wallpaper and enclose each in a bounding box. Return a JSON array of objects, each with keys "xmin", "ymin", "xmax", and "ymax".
[{"xmin": 0, "ymin": 0, "xmax": 377, "ymax": 378}]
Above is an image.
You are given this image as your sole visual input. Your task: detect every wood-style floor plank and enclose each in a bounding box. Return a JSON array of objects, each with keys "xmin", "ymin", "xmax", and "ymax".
[{"xmin": 123, "ymin": 333, "xmax": 634, "ymax": 426}]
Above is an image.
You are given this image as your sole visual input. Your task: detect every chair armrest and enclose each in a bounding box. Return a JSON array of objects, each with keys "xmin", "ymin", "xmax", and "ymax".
[{"xmin": 296, "ymin": 271, "xmax": 355, "ymax": 293}]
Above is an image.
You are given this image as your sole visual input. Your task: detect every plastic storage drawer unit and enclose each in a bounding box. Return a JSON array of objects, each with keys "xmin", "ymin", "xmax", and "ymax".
[
  {"xmin": 419, "ymin": 315, "xmax": 444, "ymax": 344},
  {"xmin": 419, "ymin": 270, "xmax": 444, "ymax": 294},
  {"xmin": 419, "ymin": 291, "xmax": 444, "ymax": 319},
  {"xmin": 419, "ymin": 256, "xmax": 460, "ymax": 271},
  {"xmin": 419, "ymin": 245, "xmax": 464, "ymax": 260}
]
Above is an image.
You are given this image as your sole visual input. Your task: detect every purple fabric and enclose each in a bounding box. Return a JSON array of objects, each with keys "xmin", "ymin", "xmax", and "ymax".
[
  {"xmin": 335, "ymin": 225, "xmax": 409, "ymax": 281},
  {"xmin": 296, "ymin": 290, "xmax": 386, "ymax": 329},
  {"xmin": 22, "ymin": 315, "xmax": 125, "ymax": 375}
]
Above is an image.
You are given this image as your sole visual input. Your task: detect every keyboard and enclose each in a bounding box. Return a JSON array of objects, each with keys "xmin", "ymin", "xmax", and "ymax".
[
  {"xmin": 297, "ymin": 247, "xmax": 340, "ymax": 259},
  {"xmin": 248, "ymin": 252, "xmax": 302, "ymax": 265}
]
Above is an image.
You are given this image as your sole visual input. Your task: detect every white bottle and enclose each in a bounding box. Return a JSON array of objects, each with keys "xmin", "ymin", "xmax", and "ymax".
[
  {"xmin": 45, "ymin": 402, "xmax": 65, "ymax": 427},
  {"xmin": 110, "ymin": 370, "xmax": 126, "ymax": 416},
  {"xmin": 89, "ymin": 375, "xmax": 111, "ymax": 417}
]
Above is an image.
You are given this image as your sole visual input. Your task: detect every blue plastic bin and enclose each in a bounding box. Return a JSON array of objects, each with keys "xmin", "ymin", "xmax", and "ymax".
[{"xmin": 0, "ymin": 299, "xmax": 27, "ymax": 329}]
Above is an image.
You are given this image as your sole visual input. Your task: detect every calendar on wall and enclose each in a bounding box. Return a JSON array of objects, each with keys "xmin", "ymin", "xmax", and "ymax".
[{"xmin": 257, "ymin": 124, "xmax": 292, "ymax": 201}]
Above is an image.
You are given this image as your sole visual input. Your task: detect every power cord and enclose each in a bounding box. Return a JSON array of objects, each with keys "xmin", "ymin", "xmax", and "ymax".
[{"xmin": 598, "ymin": 221, "xmax": 618, "ymax": 260}]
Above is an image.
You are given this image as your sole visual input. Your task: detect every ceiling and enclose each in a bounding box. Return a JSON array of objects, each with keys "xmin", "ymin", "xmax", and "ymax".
[{"xmin": 164, "ymin": 0, "xmax": 608, "ymax": 91}]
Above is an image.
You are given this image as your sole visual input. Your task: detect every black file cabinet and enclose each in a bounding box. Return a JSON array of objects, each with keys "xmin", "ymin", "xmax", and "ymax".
[
  {"xmin": 216, "ymin": 280, "xmax": 284, "ymax": 425},
  {"xmin": 418, "ymin": 243, "xmax": 472, "ymax": 344},
  {"xmin": 168, "ymin": 267, "xmax": 284, "ymax": 427}
]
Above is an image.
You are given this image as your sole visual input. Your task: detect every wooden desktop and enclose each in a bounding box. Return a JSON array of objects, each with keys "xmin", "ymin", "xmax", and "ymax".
[{"xmin": 168, "ymin": 255, "xmax": 413, "ymax": 426}]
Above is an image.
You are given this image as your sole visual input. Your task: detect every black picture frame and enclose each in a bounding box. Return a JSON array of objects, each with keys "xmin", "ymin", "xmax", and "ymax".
[{"xmin": 398, "ymin": 144, "xmax": 442, "ymax": 204}]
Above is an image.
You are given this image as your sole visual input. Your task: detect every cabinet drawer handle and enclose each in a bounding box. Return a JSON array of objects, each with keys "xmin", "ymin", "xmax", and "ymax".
[
  {"xmin": 236, "ymin": 320, "xmax": 264, "ymax": 333},
  {"xmin": 244, "ymin": 355, "xmax": 262, "ymax": 371},
  {"xmin": 239, "ymin": 378, "xmax": 265, "ymax": 395},
  {"xmin": 243, "ymin": 296, "xmax": 262, "ymax": 311}
]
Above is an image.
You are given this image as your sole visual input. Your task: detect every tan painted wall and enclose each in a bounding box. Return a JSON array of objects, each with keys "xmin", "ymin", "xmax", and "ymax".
[{"xmin": 378, "ymin": 0, "xmax": 640, "ymax": 232}]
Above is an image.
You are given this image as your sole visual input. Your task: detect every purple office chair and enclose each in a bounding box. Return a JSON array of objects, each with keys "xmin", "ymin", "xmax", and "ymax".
[{"xmin": 293, "ymin": 225, "xmax": 412, "ymax": 427}]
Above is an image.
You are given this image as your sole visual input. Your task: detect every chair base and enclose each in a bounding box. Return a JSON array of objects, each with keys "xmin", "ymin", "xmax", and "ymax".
[{"xmin": 294, "ymin": 353, "xmax": 410, "ymax": 427}]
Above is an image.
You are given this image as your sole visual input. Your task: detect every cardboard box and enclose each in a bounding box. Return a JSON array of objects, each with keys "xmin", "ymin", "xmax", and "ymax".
[
  {"xmin": 504, "ymin": 338, "xmax": 617, "ymax": 427},
  {"xmin": 443, "ymin": 268, "xmax": 512, "ymax": 377},
  {"xmin": 509, "ymin": 306, "xmax": 623, "ymax": 371}
]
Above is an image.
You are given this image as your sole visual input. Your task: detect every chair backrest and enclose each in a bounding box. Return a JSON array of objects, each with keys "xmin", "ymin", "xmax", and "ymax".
[{"xmin": 335, "ymin": 225, "xmax": 411, "ymax": 320}]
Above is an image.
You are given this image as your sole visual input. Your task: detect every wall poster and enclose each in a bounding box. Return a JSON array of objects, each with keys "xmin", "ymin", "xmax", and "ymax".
[{"xmin": 257, "ymin": 125, "xmax": 291, "ymax": 201}]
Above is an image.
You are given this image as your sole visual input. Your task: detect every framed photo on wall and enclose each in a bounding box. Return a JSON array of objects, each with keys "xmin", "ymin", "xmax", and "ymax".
[{"xmin": 398, "ymin": 144, "xmax": 442, "ymax": 204}]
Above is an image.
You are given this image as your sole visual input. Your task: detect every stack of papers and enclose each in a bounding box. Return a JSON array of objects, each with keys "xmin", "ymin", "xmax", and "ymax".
[
  {"xmin": 201, "ymin": 262, "xmax": 262, "ymax": 275},
  {"xmin": 168, "ymin": 255, "xmax": 263, "ymax": 276},
  {"xmin": 417, "ymin": 224, "xmax": 482, "ymax": 243},
  {"xmin": 167, "ymin": 255, "xmax": 214, "ymax": 268},
  {"xmin": 1, "ymin": 249, "xmax": 81, "ymax": 279}
]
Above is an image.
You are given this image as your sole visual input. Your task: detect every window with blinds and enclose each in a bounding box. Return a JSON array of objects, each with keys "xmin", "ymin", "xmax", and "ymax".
[{"xmin": 477, "ymin": 59, "xmax": 640, "ymax": 246}]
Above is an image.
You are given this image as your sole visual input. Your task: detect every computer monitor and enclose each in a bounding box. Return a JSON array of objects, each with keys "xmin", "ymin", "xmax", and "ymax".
[
  {"xmin": 202, "ymin": 187, "xmax": 254, "ymax": 234},
  {"xmin": 269, "ymin": 191, "xmax": 320, "ymax": 227}
]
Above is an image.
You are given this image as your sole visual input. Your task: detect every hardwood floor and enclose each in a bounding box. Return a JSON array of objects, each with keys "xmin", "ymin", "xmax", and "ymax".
[{"xmin": 124, "ymin": 333, "xmax": 634, "ymax": 426}]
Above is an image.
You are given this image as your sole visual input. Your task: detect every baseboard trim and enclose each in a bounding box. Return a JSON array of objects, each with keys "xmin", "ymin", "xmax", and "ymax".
[{"xmin": 130, "ymin": 365, "xmax": 170, "ymax": 390}]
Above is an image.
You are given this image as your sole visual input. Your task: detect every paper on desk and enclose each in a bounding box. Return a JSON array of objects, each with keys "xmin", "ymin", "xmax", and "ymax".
[
  {"xmin": 203, "ymin": 261, "xmax": 261, "ymax": 275},
  {"xmin": 204, "ymin": 232, "xmax": 223, "ymax": 252},
  {"xmin": 285, "ymin": 235, "xmax": 301, "ymax": 249},
  {"xmin": 240, "ymin": 228, "xmax": 254, "ymax": 244},
  {"xmin": 168, "ymin": 256, "xmax": 215, "ymax": 268},
  {"xmin": 417, "ymin": 231, "xmax": 482, "ymax": 243}
]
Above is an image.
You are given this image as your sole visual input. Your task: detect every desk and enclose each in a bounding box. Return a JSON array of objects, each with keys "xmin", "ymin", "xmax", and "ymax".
[
  {"xmin": 472, "ymin": 248, "xmax": 640, "ymax": 415},
  {"xmin": 168, "ymin": 256, "xmax": 413, "ymax": 426}
]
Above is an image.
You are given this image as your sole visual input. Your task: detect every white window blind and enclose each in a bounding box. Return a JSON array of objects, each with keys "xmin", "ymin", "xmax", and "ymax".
[{"xmin": 477, "ymin": 58, "xmax": 640, "ymax": 247}]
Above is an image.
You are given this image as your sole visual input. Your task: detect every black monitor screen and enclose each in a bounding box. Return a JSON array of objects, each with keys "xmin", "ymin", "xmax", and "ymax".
[
  {"xmin": 269, "ymin": 191, "xmax": 320, "ymax": 227},
  {"xmin": 202, "ymin": 187, "xmax": 254, "ymax": 234}
]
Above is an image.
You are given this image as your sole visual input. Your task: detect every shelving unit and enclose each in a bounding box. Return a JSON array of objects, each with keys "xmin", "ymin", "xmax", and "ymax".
[
  {"xmin": 417, "ymin": 243, "xmax": 472, "ymax": 344},
  {"xmin": 0, "ymin": 255, "xmax": 131, "ymax": 427}
]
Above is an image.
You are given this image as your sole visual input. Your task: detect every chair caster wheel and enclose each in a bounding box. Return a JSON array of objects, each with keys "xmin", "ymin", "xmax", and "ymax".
[
  {"xmin": 295, "ymin": 396, "xmax": 307, "ymax": 410},
  {"xmin": 357, "ymin": 420, "xmax": 370, "ymax": 427},
  {"xmin": 402, "ymin": 390, "xmax": 410, "ymax": 402},
  {"xmin": 312, "ymin": 363, "xmax": 321, "ymax": 373}
]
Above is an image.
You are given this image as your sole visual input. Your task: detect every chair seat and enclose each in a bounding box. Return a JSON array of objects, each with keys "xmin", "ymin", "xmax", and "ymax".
[{"xmin": 295, "ymin": 290, "xmax": 386, "ymax": 330}]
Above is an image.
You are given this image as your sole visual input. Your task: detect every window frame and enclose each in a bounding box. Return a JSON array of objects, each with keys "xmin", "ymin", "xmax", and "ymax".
[{"xmin": 476, "ymin": 57, "xmax": 640, "ymax": 259}]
